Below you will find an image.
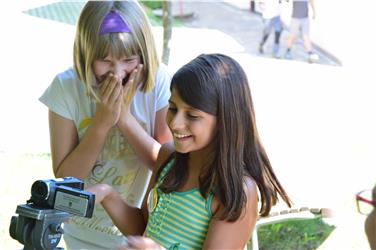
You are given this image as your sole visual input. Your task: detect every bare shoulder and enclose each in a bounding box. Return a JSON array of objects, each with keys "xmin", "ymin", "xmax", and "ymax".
[{"xmin": 154, "ymin": 141, "xmax": 175, "ymax": 171}]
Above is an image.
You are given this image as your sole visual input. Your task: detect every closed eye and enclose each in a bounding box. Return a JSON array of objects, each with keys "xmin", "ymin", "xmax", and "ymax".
[
  {"xmin": 100, "ymin": 59, "xmax": 112, "ymax": 63},
  {"xmin": 187, "ymin": 113, "xmax": 199, "ymax": 119},
  {"xmin": 168, "ymin": 107, "xmax": 177, "ymax": 113},
  {"xmin": 123, "ymin": 58, "xmax": 135, "ymax": 63}
]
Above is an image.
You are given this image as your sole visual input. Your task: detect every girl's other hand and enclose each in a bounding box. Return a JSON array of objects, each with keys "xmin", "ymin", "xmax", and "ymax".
[
  {"xmin": 93, "ymin": 73, "xmax": 123, "ymax": 132},
  {"xmin": 117, "ymin": 64, "xmax": 144, "ymax": 126},
  {"xmin": 122, "ymin": 64, "xmax": 144, "ymax": 106}
]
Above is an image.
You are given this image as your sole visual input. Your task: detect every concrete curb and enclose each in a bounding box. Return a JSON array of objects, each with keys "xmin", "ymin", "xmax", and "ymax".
[
  {"xmin": 311, "ymin": 42, "xmax": 342, "ymax": 66},
  {"xmin": 280, "ymin": 20, "xmax": 342, "ymax": 66}
]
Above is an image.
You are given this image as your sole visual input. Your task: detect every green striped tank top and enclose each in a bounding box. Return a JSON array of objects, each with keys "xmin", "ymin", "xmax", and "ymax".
[{"xmin": 145, "ymin": 158, "xmax": 213, "ymax": 250}]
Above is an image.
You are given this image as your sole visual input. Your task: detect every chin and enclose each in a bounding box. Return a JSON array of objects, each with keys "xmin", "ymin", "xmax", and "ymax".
[
  {"xmin": 174, "ymin": 147, "xmax": 189, "ymax": 154},
  {"xmin": 173, "ymin": 143, "xmax": 189, "ymax": 154}
]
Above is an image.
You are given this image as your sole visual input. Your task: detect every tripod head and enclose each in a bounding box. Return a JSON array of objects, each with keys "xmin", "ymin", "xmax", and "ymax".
[{"xmin": 10, "ymin": 204, "xmax": 70, "ymax": 250}]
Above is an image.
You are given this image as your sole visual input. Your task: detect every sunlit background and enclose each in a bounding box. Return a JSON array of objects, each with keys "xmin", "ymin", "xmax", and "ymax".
[{"xmin": 1, "ymin": 1, "xmax": 375, "ymax": 249}]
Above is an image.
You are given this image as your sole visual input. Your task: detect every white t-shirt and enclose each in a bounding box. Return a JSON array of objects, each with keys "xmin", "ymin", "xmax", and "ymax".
[
  {"xmin": 260, "ymin": 0, "xmax": 281, "ymax": 19},
  {"xmin": 39, "ymin": 65, "xmax": 171, "ymax": 248}
]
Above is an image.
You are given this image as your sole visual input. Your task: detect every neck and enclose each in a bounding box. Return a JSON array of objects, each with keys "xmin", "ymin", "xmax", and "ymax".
[
  {"xmin": 187, "ymin": 146, "xmax": 213, "ymax": 178},
  {"xmin": 188, "ymin": 149, "xmax": 206, "ymax": 169}
]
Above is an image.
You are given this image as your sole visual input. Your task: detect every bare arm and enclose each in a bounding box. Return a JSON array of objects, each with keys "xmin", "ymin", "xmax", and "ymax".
[
  {"xmin": 117, "ymin": 105, "xmax": 172, "ymax": 170},
  {"xmin": 86, "ymin": 142, "xmax": 175, "ymax": 237},
  {"xmin": 203, "ymin": 179, "xmax": 258, "ymax": 249},
  {"xmin": 49, "ymin": 111, "xmax": 109, "ymax": 179},
  {"xmin": 50, "ymin": 74, "xmax": 123, "ymax": 179},
  {"xmin": 116, "ymin": 142, "xmax": 175, "ymax": 249},
  {"xmin": 116, "ymin": 64, "xmax": 172, "ymax": 170},
  {"xmin": 87, "ymin": 184, "xmax": 146, "ymax": 236}
]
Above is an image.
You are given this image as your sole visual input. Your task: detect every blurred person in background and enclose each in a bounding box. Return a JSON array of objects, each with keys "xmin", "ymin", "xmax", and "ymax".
[
  {"xmin": 356, "ymin": 184, "xmax": 376, "ymax": 249},
  {"xmin": 258, "ymin": 0, "xmax": 284, "ymax": 58},
  {"xmin": 284, "ymin": 0, "xmax": 319, "ymax": 63}
]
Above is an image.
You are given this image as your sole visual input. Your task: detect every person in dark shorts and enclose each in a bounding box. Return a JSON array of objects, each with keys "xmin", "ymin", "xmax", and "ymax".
[{"xmin": 284, "ymin": 0, "xmax": 319, "ymax": 63}]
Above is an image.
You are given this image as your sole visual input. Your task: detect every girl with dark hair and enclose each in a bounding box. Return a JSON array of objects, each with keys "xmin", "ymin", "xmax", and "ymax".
[{"xmin": 88, "ymin": 53, "xmax": 292, "ymax": 249}]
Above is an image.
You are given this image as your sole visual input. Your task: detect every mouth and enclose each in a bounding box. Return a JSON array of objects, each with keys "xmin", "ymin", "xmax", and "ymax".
[
  {"xmin": 173, "ymin": 132, "xmax": 191, "ymax": 139},
  {"xmin": 122, "ymin": 74, "xmax": 130, "ymax": 86}
]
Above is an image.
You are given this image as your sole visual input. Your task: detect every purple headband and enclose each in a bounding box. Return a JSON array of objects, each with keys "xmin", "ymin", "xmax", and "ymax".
[{"xmin": 99, "ymin": 11, "xmax": 131, "ymax": 35}]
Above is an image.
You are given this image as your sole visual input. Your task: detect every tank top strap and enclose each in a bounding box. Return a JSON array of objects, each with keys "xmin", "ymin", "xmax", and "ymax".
[{"xmin": 156, "ymin": 157, "xmax": 175, "ymax": 187}]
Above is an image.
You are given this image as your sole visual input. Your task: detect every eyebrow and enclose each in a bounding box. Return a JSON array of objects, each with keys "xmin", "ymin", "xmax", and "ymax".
[{"xmin": 169, "ymin": 101, "xmax": 202, "ymax": 113}]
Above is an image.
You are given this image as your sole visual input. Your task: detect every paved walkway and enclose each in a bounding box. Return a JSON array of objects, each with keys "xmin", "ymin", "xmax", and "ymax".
[
  {"xmin": 20, "ymin": 1, "xmax": 340, "ymax": 67},
  {"xmin": 170, "ymin": 1, "xmax": 340, "ymax": 66}
]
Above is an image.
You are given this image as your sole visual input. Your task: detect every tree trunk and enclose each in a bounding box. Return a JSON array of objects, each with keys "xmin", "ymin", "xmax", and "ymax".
[{"xmin": 162, "ymin": 1, "xmax": 172, "ymax": 65}]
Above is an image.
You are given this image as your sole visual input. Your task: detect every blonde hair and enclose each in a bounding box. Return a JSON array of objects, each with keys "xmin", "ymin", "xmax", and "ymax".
[{"xmin": 73, "ymin": 1, "xmax": 159, "ymax": 102}]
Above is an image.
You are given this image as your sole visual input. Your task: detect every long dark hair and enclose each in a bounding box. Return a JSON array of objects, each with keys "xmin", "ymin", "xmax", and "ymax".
[{"xmin": 158, "ymin": 54, "xmax": 291, "ymax": 221}]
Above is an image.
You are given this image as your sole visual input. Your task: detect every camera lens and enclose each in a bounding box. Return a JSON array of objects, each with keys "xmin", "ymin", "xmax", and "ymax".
[{"xmin": 31, "ymin": 181, "xmax": 49, "ymax": 201}]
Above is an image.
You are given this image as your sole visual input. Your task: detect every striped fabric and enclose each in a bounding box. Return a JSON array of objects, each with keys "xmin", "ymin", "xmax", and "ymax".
[{"xmin": 146, "ymin": 159, "xmax": 213, "ymax": 250}]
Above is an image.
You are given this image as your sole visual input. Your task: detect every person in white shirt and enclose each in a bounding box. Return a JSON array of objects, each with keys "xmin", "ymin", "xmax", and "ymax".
[
  {"xmin": 39, "ymin": 1, "xmax": 172, "ymax": 248},
  {"xmin": 258, "ymin": 0, "xmax": 284, "ymax": 58}
]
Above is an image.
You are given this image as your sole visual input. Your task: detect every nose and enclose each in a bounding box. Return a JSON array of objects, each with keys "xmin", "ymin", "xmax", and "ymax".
[
  {"xmin": 112, "ymin": 63, "xmax": 126, "ymax": 80},
  {"xmin": 169, "ymin": 112, "xmax": 185, "ymax": 131}
]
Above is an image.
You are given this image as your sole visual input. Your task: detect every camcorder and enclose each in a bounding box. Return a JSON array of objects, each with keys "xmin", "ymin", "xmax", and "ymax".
[{"xmin": 9, "ymin": 177, "xmax": 95, "ymax": 250}]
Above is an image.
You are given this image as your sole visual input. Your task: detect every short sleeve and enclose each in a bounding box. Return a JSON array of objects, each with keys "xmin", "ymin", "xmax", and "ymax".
[
  {"xmin": 39, "ymin": 73, "xmax": 74, "ymax": 120},
  {"xmin": 155, "ymin": 64, "xmax": 172, "ymax": 111}
]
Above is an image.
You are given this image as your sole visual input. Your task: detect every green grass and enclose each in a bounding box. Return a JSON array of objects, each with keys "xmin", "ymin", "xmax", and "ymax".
[{"xmin": 250, "ymin": 218, "xmax": 335, "ymax": 250}]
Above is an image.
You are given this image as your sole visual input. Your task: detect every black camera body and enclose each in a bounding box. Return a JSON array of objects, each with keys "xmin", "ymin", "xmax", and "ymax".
[
  {"xmin": 29, "ymin": 177, "xmax": 94, "ymax": 218},
  {"xmin": 10, "ymin": 177, "xmax": 95, "ymax": 250}
]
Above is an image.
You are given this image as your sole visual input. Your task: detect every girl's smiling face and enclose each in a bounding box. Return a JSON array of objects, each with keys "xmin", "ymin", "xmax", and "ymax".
[
  {"xmin": 93, "ymin": 51, "xmax": 140, "ymax": 85},
  {"xmin": 167, "ymin": 88, "xmax": 217, "ymax": 154}
]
